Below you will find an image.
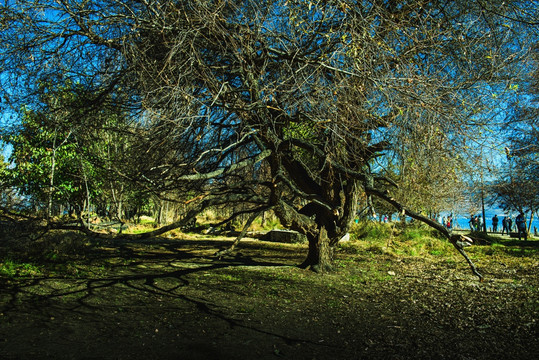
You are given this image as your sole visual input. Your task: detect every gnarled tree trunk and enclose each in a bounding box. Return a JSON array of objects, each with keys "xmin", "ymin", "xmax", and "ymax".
[{"xmin": 300, "ymin": 226, "xmax": 334, "ymax": 273}]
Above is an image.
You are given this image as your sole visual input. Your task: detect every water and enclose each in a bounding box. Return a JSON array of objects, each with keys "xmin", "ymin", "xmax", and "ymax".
[
  {"xmin": 374, "ymin": 208, "xmax": 538, "ymax": 234},
  {"xmin": 451, "ymin": 210, "xmax": 539, "ymax": 233}
]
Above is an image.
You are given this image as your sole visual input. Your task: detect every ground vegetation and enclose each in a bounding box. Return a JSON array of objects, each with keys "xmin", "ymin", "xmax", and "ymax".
[{"xmin": 0, "ymin": 222, "xmax": 537, "ymax": 359}]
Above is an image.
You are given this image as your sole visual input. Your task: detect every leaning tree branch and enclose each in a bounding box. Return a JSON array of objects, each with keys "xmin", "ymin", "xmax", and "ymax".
[
  {"xmin": 49, "ymin": 194, "xmax": 268, "ymax": 241},
  {"xmin": 178, "ymin": 149, "xmax": 271, "ymax": 181},
  {"xmin": 214, "ymin": 207, "xmax": 269, "ymax": 258},
  {"xmin": 365, "ymin": 186, "xmax": 483, "ymax": 281},
  {"xmin": 275, "ymin": 171, "xmax": 334, "ymax": 212}
]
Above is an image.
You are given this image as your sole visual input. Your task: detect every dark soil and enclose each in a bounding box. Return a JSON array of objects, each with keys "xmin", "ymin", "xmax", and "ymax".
[{"xmin": 1, "ymin": 232, "xmax": 538, "ymax": 359}]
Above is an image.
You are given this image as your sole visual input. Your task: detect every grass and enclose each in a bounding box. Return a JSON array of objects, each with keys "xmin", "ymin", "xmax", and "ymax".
[
  {"xmin": 0, "ymin": 259, "xmax": 42, "ymax": 278},
  {"xmin": 0, "ymin": 222, "xmax": 538, "ymax": 359},
  {"xmin": 344, "ymin": 221, "xmax": 456, "ymax": 259}
]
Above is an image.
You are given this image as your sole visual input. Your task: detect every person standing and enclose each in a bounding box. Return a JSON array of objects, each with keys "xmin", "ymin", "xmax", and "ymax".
[
  {"xmin": 477, "ymin": 215, "xmax": 483, "ymax": 231},
  {"xmin": 469, "ymin": 215, "xmax": 475, "ymax": 231},
  {"xmin": 515, "ymin": 213, "xmax": 527, "ymax": 241},
  {"xmin": 492, "ymin": 214, "xmax": 499, "ymax": 232},
  {"xmin": 507, "ymin": 216, "xmax": 513, "ymax": 233},
  {"xmin": 501, "ymin": 216, "xmax": 508, "ymax": 235}
]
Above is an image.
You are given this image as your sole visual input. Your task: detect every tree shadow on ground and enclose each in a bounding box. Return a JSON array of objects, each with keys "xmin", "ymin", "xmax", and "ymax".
[
  {"xmin": 494, "ymin": 239, "xmax": 539, "ymax": 248},
  {"xmin": 1, "ymin": 232, "xmax": 538, "ymax": 360},
  {"xmin": 0, "ymin": 236, "xmax": 333, "ymax": 359}
]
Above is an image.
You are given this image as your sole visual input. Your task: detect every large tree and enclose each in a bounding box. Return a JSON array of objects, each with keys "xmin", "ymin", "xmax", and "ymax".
[{"xmin": 1, "ymin": 0, "xmax": 537, "ymax": 275}]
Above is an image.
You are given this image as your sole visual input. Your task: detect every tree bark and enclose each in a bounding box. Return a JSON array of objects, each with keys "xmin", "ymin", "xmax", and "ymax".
[{"xmin": 300, "ymin": 226, "xmax": 334, "ymax": 273}]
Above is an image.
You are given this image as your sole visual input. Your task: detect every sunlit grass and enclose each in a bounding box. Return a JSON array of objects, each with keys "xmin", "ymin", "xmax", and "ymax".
[
  {"xmin": 344, "ymin": 221, "xmax": 456, "ymax": 259},
  {"xmin": 0, "ymin": 259, "xmax": 42, "ymax": 277}
]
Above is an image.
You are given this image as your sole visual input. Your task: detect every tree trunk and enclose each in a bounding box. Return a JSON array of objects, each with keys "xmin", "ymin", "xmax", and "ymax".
[
  {"xmin": 300, "ymin": 226, "xmax": 334, "ymax": 273},
  {"xmin": 48, "ymin": 136, "xmax": 57, "ymax": 221}
]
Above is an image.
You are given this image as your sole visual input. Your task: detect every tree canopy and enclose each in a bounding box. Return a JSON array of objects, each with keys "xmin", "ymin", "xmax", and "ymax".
[
  {"xmin": 1, "ymin": 0, "xmax": 538, "ymax": 275},
  {"xmin": 491, "ymin": 42, "xmax": 539, "ymax": 228}
]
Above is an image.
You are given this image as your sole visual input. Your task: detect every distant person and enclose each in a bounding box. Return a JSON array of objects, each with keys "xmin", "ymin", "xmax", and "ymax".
[
  {"xmin": 515, "ymin": 213, "xmax": 527, "ymax": 241},
  {"xmin": 507, "ymin": 217, "xmax": 513, "ymax": 233},
  {"xmin": 477, "ymin": 215, "xmax": 483, "ymax": 231},
  {"xmin": 501, "ymin": 216, "xmax": 508, "ymax": 235},
  {"xmin": 469, "ymin": 215, "xmax": 475, "ymax": 231},
  {"xmin": 492, "ymin": 215, "xmax": 499, "ymax": 232}
]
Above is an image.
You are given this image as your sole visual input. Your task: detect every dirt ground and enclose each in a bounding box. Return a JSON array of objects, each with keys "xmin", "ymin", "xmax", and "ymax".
[{"xmin": 0, "ymin": 232, "xmax": 538, "ymax": 360}]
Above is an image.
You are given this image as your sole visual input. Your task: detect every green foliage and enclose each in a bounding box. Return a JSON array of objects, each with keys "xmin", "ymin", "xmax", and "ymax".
[
  {"xmin": 0, "ymin": 152, "xmax": 8, "ymax": 192},
  {"xmin": 0, "ymin": 80, "xmax": 151, "ymax": 220},
  {"xmin": 0, "ymin": 83, "xmax": 97, "ymax": 211},
  {"xmin": 345, "ymin": 220, "xmax": 454, "ymax": 258},
  {"xmin": 0, "ymin": 259, "xmax": 42, "ymax": 278},
  {"xmin": 350, "ymin": 220, "xmax": 394, "ymax": 241}
]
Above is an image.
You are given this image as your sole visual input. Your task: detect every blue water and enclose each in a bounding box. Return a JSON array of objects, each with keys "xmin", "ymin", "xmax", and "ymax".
[
  {"xmin": 371, "ymin": 208, "xmax": 538, "ymax": 233},
  {"xmin": 451, "ymin": 210, "xmax": 539, "ymax": 232}
]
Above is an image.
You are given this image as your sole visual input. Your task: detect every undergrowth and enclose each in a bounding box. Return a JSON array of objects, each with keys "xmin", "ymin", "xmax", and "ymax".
[
  {"xmin": 0, "ymin": 258, "xmax": 42, "ymax": 278},
  {"xmin": 343, "ymin": 221, "xmax": 456, "ymax": 259}
]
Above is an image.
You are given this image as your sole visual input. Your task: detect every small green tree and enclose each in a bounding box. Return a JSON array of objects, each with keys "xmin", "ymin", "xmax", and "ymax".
[{"xmin": 2, "ymin": 105, "xmax": 84, "ymax": 216}]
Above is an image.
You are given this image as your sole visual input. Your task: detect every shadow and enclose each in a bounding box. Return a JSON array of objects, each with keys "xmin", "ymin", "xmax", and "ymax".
[
  {"xmin": 492, "ymin": 238, "xmax": 539, "ymax": 248},
  {"xmin": 0, "ymin": 235, "xmax": 328, "ymax": 359},
  {"xmin": 1, "ymin": 233, "xmax": 538, "ymax": 360},
  {"xmin": 455, "ymin": 230, "xmax": 539, "ymax": 249}
]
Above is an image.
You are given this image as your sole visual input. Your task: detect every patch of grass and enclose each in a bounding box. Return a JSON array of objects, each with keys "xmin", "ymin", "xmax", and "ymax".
[
  {"xmin": 474, "ymin": 244, "xmax": 538, "ymax": 258},
  {"xmin": 138, "ymin": 216, "xmax": 157, "ymax": 225},
  {"xmin": 351, "ymin": 221, "xmax": 393, "ymax": 241},
  {"xmin": 402, "ymin": 227, "xmax": 426, "ymax": 242},
  {"xmin": 125, "ymin": 223, "xmax": 159, "ymax": 234},
  {"xmin": 249, "ymin": 212, "xmax": 283, "ymax": 231},
  {"xmin": 347, "ymin": 265, "xmax": 393, "ymax": 285},
  {"xmin": 396, "ymin": 235, "xmax": 453, "ymax": 258},
  {"xmin": 216, "ymin": 273, "xmax": 242, "ymax": 282},
  {"xmin": 471, "ymin": 242, "xmax": 506, "ymax": 256},
  {"xmin": 347, "ymin": 221, "xmax": 454, "ymax": 259},
  {"xmin": 0, "ymin": 259, "xmax": 42, "ymax": 277}
]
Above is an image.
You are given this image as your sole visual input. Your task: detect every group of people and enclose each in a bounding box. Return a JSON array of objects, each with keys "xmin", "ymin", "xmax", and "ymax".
[
  {"xmin": 469, "ymin": 215, "xmax": 485, "ymax": 232},
  {"xmin": 438, "ymin": 215, "xmax": 454, "ymax": 230},
  {"xmin": 470, "ymin": 213, "xmax": 528, "ymax": 241},
  {"xmin": 499, "ymin": 213, "xmax": 528, "ymax": 240}
]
